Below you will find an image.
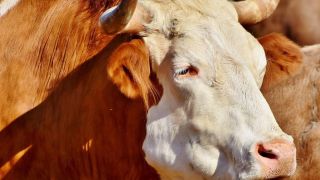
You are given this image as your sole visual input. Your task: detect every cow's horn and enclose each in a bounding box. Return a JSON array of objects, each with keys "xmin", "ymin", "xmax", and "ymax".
[
  {"xmin": 232, "ymin": 0, "xmax": 280, "ymax": 24},
  {"xmin": 100, "ymin": 0, "xmax": 145, "ymax": 35}
]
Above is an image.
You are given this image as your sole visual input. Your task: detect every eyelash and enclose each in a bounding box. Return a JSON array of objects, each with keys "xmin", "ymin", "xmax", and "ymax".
[
  {"xmin": 174, "ymin": 66, "xmax": 198, "ymax": 78},
  {"xmin": 176, "ymin": 68, "xmax": 189, "ymax": 75}
]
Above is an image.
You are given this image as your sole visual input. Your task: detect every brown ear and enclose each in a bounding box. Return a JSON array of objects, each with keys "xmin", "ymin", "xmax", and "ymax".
[
  {"xmin": 107, "ymin": 39, "xmax": 152, "ymax": 104},
  {"xmin": 259, "ymin": 33, "xmax": 303, "ymax": 92}
]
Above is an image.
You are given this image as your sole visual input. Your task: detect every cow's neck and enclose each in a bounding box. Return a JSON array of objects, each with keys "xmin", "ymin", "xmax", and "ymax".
[{"xmin": 0, "ymin": 0, "xmax": 116, "ymax": 128}]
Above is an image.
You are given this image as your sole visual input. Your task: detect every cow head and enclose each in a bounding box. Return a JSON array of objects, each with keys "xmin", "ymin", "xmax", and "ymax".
[{"xmin": 100, "ymin": 0, "xmax": 296, "ymax": 179}]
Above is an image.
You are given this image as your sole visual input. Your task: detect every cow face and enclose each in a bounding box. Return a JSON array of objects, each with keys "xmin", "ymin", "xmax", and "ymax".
[{"xmin": 101, "ymin": 0, "xmax": 296, "ymax": 179}]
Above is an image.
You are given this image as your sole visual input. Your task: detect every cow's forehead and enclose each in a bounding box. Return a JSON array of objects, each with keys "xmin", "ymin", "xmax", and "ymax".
[
  {"xmin": 141, "ymin": 0, "xmax": 238, "ymax": 20},
  {"xmin": 141, "ymin": 0, "xmax": 238, "ymax": 36},
  {"xmin": 141, "ymin": 0, "xmax": 266, "ymax": 85}
]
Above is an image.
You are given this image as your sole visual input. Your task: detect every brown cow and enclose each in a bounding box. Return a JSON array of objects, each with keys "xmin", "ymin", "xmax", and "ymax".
[
  {"xmin": 0, "ymin": 36, "xmax": 160, "ymax": 179},
  {"xmin": 1, "ymin": 1, "xmax": 147, "ymax": 175},
  {"xmin": 260, "ymin": 33, "xmax": 320, "ymax": 179},
  {"xmin": 247, "ymin": 0, "xmax": 320, "ymax": 45}
]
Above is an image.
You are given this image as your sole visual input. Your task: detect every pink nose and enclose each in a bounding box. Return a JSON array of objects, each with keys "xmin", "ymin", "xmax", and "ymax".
[{"xmin": 253, "ymin": 139, "xmax": 297, "ymax": 178}]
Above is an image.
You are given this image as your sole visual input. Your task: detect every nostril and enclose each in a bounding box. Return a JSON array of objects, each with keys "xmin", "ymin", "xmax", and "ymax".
[
  {"xmin": 254, "ymin": 140, "xmax": 297, "ymax": 178},
  {"xmin": 257, "ymin": 144, "xmax": 278, "ymax": 159}
]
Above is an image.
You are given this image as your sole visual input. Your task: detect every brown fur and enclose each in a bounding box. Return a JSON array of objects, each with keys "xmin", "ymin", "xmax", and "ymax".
[
  {"xmin": 247, "ymin": 0, "xmax": 320, "ymax": 45},
  {"xmin": 107, "ymin": 39, "xmax": 160, "ymax": 107},
  {"xmin": 0, "ymin": 35, "xmax": 160, "ymax": 179},
  {"xmin": 259, "ymin": 33, "xmax": 303, "ymax": 92},
  {"xmin": 0, "ymin": 0, "xmax": 120, "ymax": 129},
  {"xmin": 260, "ymin": 33, "xmax": 320, "ymax": 179}
]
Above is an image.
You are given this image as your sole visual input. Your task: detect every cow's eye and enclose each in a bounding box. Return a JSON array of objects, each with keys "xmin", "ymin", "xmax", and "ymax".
[{"xmin": 174, "ymin": 66, "xmax": 198, "ymax": 78}]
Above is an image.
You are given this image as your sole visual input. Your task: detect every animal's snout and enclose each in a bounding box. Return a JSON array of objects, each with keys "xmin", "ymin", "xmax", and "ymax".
[{"xmin": 253, "ymin": 139, "xmax": 297, "ymax": 178}]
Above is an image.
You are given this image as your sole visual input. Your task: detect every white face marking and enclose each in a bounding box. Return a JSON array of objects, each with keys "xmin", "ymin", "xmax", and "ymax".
[
  {"xmin": 136, "ymin": 0, "xmax": 294, "ymax": 179},
  {"xmin": 0, "ymin": 0, "xmax": 20, "ymax": 17}
]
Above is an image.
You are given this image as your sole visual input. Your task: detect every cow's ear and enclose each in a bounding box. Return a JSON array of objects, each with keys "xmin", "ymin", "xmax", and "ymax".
[
  {"xmin": 259, "ymin": 33, "xmax": 303, "ymax": 92},
  {"xmin": 107, "ymin": 39, "xmax": 152, "ymax": 102}
]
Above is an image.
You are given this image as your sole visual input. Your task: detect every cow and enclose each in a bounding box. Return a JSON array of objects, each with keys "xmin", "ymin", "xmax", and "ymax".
[
  {"xmin": 0, "ymin": 0, "xmax": 297, "ymax": 179},
  {"xmin": 246, "ymin": 0, "xmax": 320, "ymax": 45},
  {"xmin": 259, "ymin": 33, "xmax": 320, "ymax": 179}
]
